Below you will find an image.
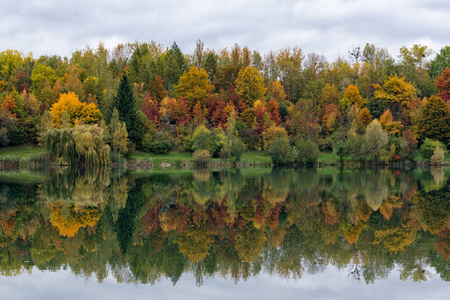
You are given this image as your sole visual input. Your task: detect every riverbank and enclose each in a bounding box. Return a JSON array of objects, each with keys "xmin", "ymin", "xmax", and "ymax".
[{"xmin": 0, "ymin": 144, "xmax": 449, "ymax": 170}]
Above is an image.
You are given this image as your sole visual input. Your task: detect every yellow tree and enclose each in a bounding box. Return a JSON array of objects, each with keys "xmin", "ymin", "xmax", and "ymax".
[
  {"xmin": 235, "ymin": 66, "xmax": 266, "ymax": 106},
  {"xmin": 175, "ymin": 66, "xmax": 213, "ymax": 108},
  {"xmin": 374, "ymin": 75, "xmax": 416, "ymax": 120},
  {"xmin": 50, "ymin": 92, "xmax": 102, "ymax": 127},
  {"xmin": 340, "ymin": 84, "xmax": 364, "ymax": 110}
]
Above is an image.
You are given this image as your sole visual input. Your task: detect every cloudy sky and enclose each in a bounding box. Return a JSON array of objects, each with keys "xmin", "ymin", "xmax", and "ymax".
[
  {"xmin": 0, "ymin": 265, "xmax": 448, "ymax": 300},
  {"xmin": 2, "ymin": 0, "xmax": 450, "ymax": 61}
]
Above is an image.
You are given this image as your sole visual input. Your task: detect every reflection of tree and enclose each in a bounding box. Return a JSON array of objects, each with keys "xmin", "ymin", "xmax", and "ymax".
[
  {"xmin": 234, "ymin": 224, "xmax": 267, "ymax": 263},
  {"xmin": 0, "ymin": 168, "xmax": 448, "ymax": 285},
  {"xmin": 412, "ymin": 184, "xmax": 450, "ymax": 234},
  {"xmin": 373, "ymin": 222, "xmax": 417, "ymax": 253},
  {"xmin": 176, "ymin": 228, "xmax": 212, "ymax": 262},
  {"xmin": 363, "ymin": 172, "xmax": 389, "ymax": 211},
  {"xmin": 49, "ymin": 204, "xmax": 101, "ymax": 237}
]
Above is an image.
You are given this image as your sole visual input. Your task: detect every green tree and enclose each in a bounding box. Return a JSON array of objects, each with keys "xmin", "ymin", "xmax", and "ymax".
[
  {"xmin": 363, "ymin": 119, "xmax": 388, "ymax": 162},
  {"xmin": 431, "ymin": 46, "xmax": 450, "ymax": 77},
  {"xmin": 223, "ymin": 111, "xmax": 246, "ymax": 161},
  {"xmin": 108, "ymin": 108, "xmax": 129, "ymax": 160},
  {"xmin": 109, "ymin": 73, "xmax": 142, "ymax": 146},
  {"xmin": 414, "ymin": 96, "xmax": 450, "ymax": 147}
]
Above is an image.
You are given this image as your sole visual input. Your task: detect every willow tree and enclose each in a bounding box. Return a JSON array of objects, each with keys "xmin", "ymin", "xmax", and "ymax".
[{"xmin": 45, "ymin": 125, "xmax": 111, "ymax": 167}]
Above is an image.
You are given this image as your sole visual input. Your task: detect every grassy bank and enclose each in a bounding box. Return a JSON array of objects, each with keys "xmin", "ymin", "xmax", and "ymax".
[
  {"xmin": 0, "ymin": 145, "xmax": 47, "ymax": 169},
  {"xmin": 0, "ymin": 145, "xmax": 448, "ymax": 170}
]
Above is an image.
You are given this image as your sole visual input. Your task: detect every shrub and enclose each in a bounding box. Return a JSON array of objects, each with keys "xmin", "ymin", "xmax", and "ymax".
[
  {"xmin": 193, "ymin": 149, "xmax": 211, "ymax": 168},
  {"xmin": 296, "ymin": 139, "xmax": 319, "ymax": 166},
  {"xmin": 268, "ymin": 138, "xmax": 294, "ymax": 166},
  {"xmin": 150, "ymin": 134, "xmax": 171, "ymax": 154},
  {"xmin": 141, "ymin": 132, "xmax": 154, "ymax": 151},
  {"xmin": 420, "ymin": 139, "xmax": 447, "ymax": 160},
  {"xmin": 262, "ymin": 125, "xmax": 288, "ymax": 151},
  {"xmin": 222, "ymin": 137, "xmax": 246, "ymax": 161},
  {"xmin": 431, "ymin": 147, "xmax": 445, "ymax": 166}
]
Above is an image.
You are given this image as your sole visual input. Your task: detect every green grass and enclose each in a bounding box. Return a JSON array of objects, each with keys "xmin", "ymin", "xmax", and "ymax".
[
  {"xmin": 317, "ymin": 151, "xmax": 337, "ymax": 164},
  {"xmin": 240, "ymin": 151, "xmax": 272, "ymax": 164},
  {"xmin": 0, "ymin": 170, "xmax": 46, "ymax": 184},
  {"xmin": 0, "ymin": 144, "xmax": 46, "ymax": 159}
]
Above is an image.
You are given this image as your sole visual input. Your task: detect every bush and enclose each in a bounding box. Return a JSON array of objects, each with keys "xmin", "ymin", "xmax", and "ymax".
[
  {"xmin": 222, "ymin": 137, "xmax": 246, "ymax": 161},
  {"xmin": 150, "ymin": 135, "xmax": 171, "ymax": 154},
  {"xmin": 431, "ymin": 147, "xmax": 445, "ymax": 166},
  {"xmin": 141, "ymin": 132, "xmax": 153, "ymax": 151},
  {"xmin": 192, "ymin": 125, "xmax": 224, "ymax": 157},
  {"xmin": 296, "ymin": 139, "xmax": 319, "ymax": 166},
  {"xmin": 268, "ymin": 138, "xmax": 294, "ymax": 166},
  {"xmin": 262, "ymin": 125, "xmax": 288, "ymax": 151},
  {"xmin": 238, "ymin": 128, "xmax": 260, "ymax": 151},
  {"xmin": 420, "ymin": 139, "xmax": 447, "ymax": 160},
  {"xmin": 193, "ymin": 149, "xmax": 211, "ymax": 168}
]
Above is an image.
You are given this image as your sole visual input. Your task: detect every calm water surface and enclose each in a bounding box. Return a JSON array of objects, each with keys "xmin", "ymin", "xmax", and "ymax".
[{"xmin": 0, "ymin": 168, "xmax": 448, "ymax": 299}]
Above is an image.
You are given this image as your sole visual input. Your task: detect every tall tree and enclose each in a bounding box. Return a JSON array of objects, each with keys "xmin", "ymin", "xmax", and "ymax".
[
  {"xmin": 235, "ymin": 66, "xmax": 266, "ymax": 106},
  {"xmin": 175, "ymin": 66, "xmax": 213, "ymax": 108},
  {"xmin": 414, "ymin": 96, "xmax": 450, "ymax": 147},
  {"xmin": 109, "ymin": 73, "xmax": 142, "ymax": 146}
]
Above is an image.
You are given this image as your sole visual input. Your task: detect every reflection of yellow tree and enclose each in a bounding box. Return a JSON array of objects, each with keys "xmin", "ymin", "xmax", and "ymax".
[
  {"xmin": 374, "ymin": 222, "xmax": 416, "ymax": 253},
  {"xmin": 176, "ymin": 227, "xmax": 212, "ymax": 262},
  {"xmin": 379, "ymin": 195, "xmax": 403, "ymax": 220},
  {"xmin": 50, "ymin": 204, "xmax": 101, "ymax": 237},
  {"xmin": 342, "ymin": 221, "xmax": 364, "ymax": 244},
  {"xmin": 234, "ymin": 225, "xmax": 267, "ymax": 263},
  {"xmin": 267, "ymin": 227, "xmax": 286, "ymax": 248}
]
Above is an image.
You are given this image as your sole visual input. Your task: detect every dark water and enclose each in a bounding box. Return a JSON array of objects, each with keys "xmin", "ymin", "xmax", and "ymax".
[{"xmin": 0, "ymin": 167, "xmax": 449, "ymax": 299}]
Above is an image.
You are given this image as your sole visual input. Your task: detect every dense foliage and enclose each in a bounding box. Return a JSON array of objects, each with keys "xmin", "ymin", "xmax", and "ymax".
[{"xmin": 1, "ymin": 41, "xmax": 449, "ymax": 163}]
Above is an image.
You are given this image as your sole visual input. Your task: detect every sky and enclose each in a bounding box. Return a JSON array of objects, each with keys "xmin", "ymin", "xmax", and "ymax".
[
  {"xmin": 2, "ymin": 0, "xmax": 450, "ymax": 61},
  {"xmin": 0, "ymin": 265, "xmax": 448, "ymax": 300}
]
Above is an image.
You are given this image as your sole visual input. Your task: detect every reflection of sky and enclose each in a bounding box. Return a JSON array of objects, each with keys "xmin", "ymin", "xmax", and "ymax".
[{"xmin": 1, "ymin": 266, "xmax": 448, "ymax": 300}]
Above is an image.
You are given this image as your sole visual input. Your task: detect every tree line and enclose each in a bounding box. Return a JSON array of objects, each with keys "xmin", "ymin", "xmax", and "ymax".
[{"xmin": 0, "ymin": 41, "xmax": 449, "ymax": 165}]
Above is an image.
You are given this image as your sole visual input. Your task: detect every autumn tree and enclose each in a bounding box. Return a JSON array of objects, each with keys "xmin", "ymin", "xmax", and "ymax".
[
  {"xmin": 374, "ymin": 75, "xmax": 416, "ymax": 121},
  {"xmin": 0, "ymin": 49, "xmax": 23, "ymax": 80},
  {"xmin": 267, "ymin": 81, "xmax": 287, "ymax": 103},
  {"xmin": 340, "ymin": 85, "xmax": 364, "ymax": 110},
  {"xmin": 175, "ymin": 66, "xmax": 213, "ymax": 108},
  {"xmin": 50, "ymin": 92, "xmax": 102, "ymax": 127},
  {"xmin": 435, "ymin": 67, "xmax": 450, "ymax": 102},
  {"xmin": 235, "ymin": 66, "xmax": 266, "ymax": 106}
]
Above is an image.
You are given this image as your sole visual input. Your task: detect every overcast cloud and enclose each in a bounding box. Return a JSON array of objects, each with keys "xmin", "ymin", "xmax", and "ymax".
[{"xmin": 1, "ymin": 0, "xmax": 450, "ymax": 61}]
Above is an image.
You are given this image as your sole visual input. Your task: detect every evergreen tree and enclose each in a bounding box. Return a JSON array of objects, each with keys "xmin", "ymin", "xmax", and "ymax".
[{"xmin": 109, "ymin": 73, "xmax": 142, "ymax": 146}]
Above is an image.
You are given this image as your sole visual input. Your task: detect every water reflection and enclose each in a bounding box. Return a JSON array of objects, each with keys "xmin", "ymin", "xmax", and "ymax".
[{"xmin": 0, "ymin": 168, "xmax": 448, "ymax": 285}]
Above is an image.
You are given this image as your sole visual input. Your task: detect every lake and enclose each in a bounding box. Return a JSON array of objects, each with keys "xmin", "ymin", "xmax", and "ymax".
[{"xmin": 0, "ymin": 167, "xmax": 448, "ymax": 299}]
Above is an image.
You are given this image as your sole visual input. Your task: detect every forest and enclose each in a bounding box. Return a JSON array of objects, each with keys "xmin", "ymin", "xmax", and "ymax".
[{"xmin": 0, "ymin": 41, "xmax": 449, "ymax": 166}]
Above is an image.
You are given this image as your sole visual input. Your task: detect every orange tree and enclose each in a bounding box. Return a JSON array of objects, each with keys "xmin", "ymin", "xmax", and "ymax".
[{"xmin": 50, "ymin": 92, "xmax": 102, "ymax": 127}]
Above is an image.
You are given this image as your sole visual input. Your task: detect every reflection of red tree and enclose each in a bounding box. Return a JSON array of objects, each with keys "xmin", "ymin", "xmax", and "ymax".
[
  {"xmin": 436, "ymin": 227, "xmax": 450, "ymax": 261},
  {"xmin": 141, "ymin": 204, "xmax": 161, "ymax": 235}
]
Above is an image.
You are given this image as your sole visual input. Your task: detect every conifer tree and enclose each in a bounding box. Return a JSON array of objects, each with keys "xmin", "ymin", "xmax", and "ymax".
[{"xmin": 109, "ymin": 73, "xmax": 142, "ymax": 146}]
